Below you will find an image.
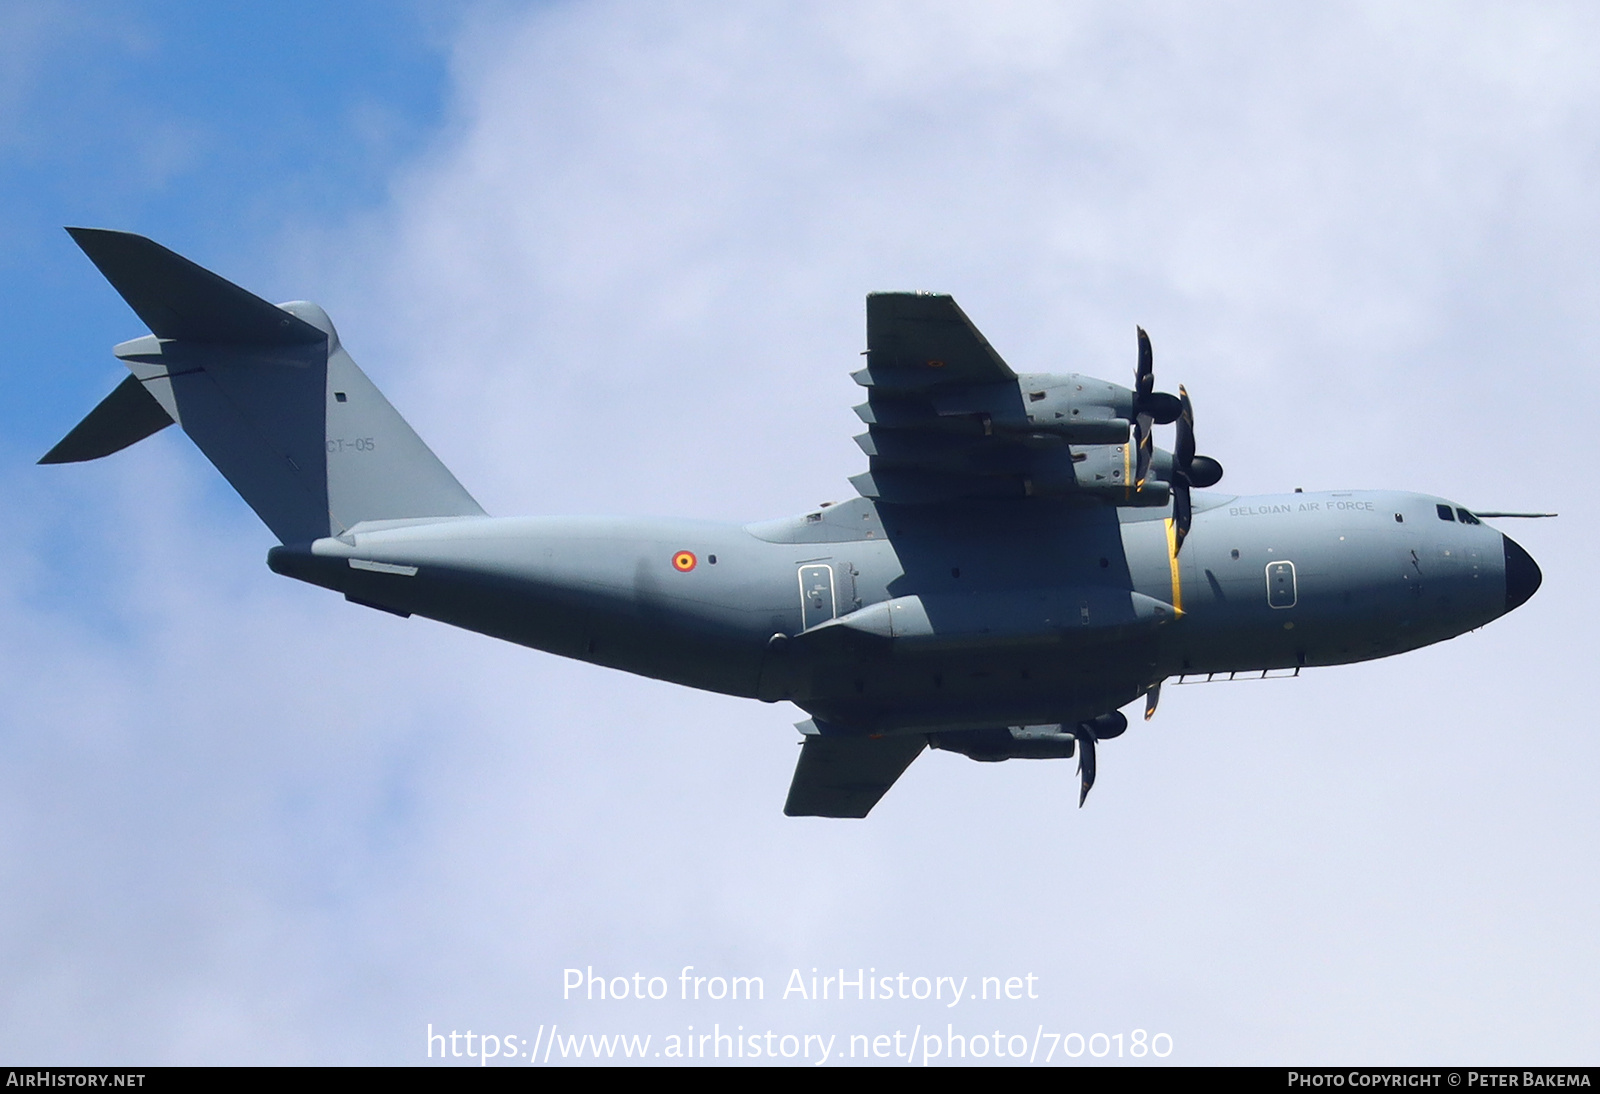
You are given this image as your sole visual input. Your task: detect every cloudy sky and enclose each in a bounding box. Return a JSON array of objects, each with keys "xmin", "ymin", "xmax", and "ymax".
[{"xmin": 2, "ymin": 0, "xmax": 1594, "ymax": 1066}]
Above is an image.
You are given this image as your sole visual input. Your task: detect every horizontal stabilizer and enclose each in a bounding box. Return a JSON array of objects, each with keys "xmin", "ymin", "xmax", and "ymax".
[
  {"xmin": 66, "ymin": 227, "xmax": 326, "ymax": 346},
  {"xmin": 38, "ymin": 374, "xmax": 173, "ymax": 464},
  {"xmin": 784, "ymin": 724, "xmax": 926, "ymax": 818}
]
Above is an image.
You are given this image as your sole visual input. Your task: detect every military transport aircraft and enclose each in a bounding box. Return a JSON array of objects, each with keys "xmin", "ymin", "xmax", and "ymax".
[{"xmin": 43, "ymin": 229, "xmax": 1545, "ymax": 816}]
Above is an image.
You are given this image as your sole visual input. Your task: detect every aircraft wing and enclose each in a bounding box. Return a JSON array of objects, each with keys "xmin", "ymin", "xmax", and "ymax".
[
  {"xmin": 783, "ymin": 724, "xmax": 927, "ymax": 818},
  {"xmin": 860, "ymin": 292, "xmax": 1016, "ymax": 387},
  {"xmin": 848, "ymin": 293, "xmax": 1146, "ymax": 506}
]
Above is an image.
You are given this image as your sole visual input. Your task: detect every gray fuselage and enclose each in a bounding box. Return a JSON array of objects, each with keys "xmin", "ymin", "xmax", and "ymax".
[{"xmin": 268, "ymin": 488, "xmax": 1537, "ymax": 735}]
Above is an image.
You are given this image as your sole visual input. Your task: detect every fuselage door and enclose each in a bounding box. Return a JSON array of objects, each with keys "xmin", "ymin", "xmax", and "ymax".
[
  {"xmin": 799, "ymin": 564, "xmax": 837, "ymax": 631},
  {"xmin": 1266, "ymin": 560, "xmax": 1297, "ymax": 609}
]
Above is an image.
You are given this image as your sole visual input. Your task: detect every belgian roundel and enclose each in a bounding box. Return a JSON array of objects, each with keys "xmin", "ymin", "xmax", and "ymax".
[{"xmin": 672, "ymin": 551, "xmax": 697, "ymax": 572}]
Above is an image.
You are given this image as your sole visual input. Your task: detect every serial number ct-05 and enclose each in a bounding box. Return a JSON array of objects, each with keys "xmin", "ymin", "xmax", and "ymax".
[{"xmin": 44, "ymin": 230, "xmax": 1545, "ymax": 816}]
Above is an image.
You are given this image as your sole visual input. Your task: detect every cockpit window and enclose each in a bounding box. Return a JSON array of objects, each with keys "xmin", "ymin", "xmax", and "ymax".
[
  {"xmin": 1436, "ymin": 504, "xmax": 1455, "ymax": 521},
  {"xmin": 1457, "ymin": 508, "xmax": 1481, "ymax": 525}
]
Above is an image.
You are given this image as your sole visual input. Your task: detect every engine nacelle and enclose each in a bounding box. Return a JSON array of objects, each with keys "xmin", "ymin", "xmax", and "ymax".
[
  {"xmin": 1020, "ymin": 444, "xmax": 1169, "ymax": 506},
  {"xmin": 929, "ymin": 725, "xmax": 1076, "ymax": 762},
  {"xmin": 925, "ymin": 372, "xmax": 1136, "ymax": 445},
  {"xmin": 929, "ymin": 710, "xmax": 1131, "ymax": 762}
]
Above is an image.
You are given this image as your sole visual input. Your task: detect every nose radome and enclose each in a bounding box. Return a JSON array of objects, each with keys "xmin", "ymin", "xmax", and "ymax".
[{"xmin": 1502, "ymin": 534, "xmax": 1542, "ymax": 613}]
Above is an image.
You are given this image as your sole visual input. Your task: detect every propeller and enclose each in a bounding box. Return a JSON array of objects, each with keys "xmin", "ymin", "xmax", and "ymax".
[
  {"xmin": 1143, "ymin": 681, "xmax": 1162, "ymax": 721},
  {"xmin": 1168, "ymin": 385, "xmax": 1224, "ymax": 555},
  {"xmin": 1133, "ymin": 330, "xmax": 1223, "ymax": 545},
  {"xmin": 1073, "ymin": 711, "xmax": 1127, "ymax": 806},
  {"xmin": 1133, "ymin": 327, "xmax": 1181, "ymax": 488}
]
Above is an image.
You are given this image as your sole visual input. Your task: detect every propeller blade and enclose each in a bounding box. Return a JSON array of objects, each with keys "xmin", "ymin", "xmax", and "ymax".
[
  {"xmin": 1175, "ymin": 385, "xmax": 1195, "ymax": 468},
  {"xmin": 1168, "ymin": 386, "xmax": 1198, "ymax": 553},
  {"xmin": 1135, "ymin": 327, "xmax": 1153, "ymax": 399},
  {"xmin": 1173, "ymin": 479, "xmax": 1192, "ymax": 554},
  {"xmin": 1133, "ymin": 329, "xmax": 1154, "ymax": 487},
  {"xmin": 1076, "ymin": 725, "xmax": 1097, "ymax": 807},
  {"xmin": 1135, "ymin": 411, "xmax": 1153, "ymax": 487},
  {"xmin": 1144, "ymin": 682, "xmax": 1161, "ymax": 721}
]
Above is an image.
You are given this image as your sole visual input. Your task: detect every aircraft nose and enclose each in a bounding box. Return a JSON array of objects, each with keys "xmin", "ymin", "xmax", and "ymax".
[{"xmin": 1502, "ymin": 533, "xmax": 1542, "ymax": 613}]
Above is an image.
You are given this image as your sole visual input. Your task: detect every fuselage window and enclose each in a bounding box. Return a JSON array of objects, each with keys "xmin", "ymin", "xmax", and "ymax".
[
  {"xmin": 1456, "ymin": 508, "xmax": 1481, "ymax": 525},
  {"xmin": 1436, "ymin": 504, "xmax": 1455, "ymax": 521}
]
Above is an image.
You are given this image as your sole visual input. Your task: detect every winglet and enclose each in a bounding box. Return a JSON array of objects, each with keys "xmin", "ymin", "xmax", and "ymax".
[{"xmin": 65, "ymin": 227, "xmax": 326, "ymax": 346}]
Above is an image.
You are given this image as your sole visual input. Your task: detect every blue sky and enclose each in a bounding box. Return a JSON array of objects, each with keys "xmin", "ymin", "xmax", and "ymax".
[
  {"xmin": 5, "ymin": 0, "xmax": 461, "ymax": 626},
  {"xmin": 2, "ymin": 1, "xmax": 1595, "ymax": 1066},
  {"xmin": 5, "ymin": 1, "xmax": 456, "ymax": 455}
]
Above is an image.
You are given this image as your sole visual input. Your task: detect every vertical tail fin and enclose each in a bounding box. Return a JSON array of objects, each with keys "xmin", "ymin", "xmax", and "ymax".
[{"xmin": 49, "ymin": 229, "xmax": 484, "ymax": 543}]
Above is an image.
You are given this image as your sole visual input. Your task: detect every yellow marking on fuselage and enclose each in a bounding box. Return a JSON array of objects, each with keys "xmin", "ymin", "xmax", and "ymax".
[{"xmin": 1165, "ymin": 517, "xmax": 1184, "ymax": 616}]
